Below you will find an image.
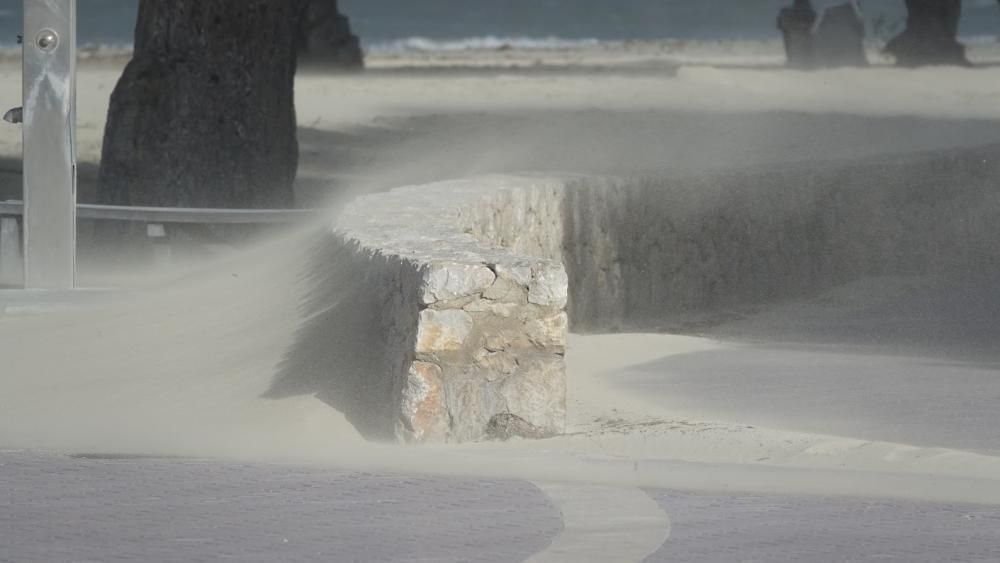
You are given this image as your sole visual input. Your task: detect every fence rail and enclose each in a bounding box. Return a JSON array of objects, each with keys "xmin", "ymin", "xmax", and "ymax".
[
  {"xmin": 0, "ymin": 200, "xmax": 320, "ymax": 224},
  {"xmin": 0, "ymin": 200, "xmax": 323, "ymax": 287}
]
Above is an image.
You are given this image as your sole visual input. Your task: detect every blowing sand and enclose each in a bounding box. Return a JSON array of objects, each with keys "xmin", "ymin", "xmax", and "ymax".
[{"xmin": 1, "ymin": 47, "xmax": 999, "ymax": 504}]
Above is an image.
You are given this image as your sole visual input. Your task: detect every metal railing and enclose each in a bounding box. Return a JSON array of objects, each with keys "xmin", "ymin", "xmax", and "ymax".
[
  {"xmin": 0, "ymin": 200, "xmax": 321, "ymax": 287},
  {"xmin": 0, "ymin": 200, "xmax": 318, "ymax": 224}
]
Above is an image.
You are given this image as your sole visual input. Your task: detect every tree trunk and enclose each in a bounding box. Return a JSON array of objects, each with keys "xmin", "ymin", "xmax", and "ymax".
[
  {"xmin": 298, "ymin": 0, "xmax": 364, "ymax": 69},
  {"xmin": 777, "ymin": 0, "xmax": 817, "ymax": 69},
  {"xmin": 97, "ymin": 0, "xmax": 304, "ymax": 209},
  {"xmin": 885, "ymin": 0, "xmax": 969, "ymax": 67}
]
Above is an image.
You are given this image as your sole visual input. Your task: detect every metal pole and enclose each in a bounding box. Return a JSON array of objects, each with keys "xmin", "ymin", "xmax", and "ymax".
[
  {"xmin": 0, "ymin": 215, "xmax": 23, "ymax": 285},
  {"xmin": 22, "ymin": 0, "xmax": 76, "ymax": 289}
]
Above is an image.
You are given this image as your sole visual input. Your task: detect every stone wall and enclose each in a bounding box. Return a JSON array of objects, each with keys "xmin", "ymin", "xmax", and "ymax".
[
  {"xmin": 564, "ymin": 146, "xmax": 1000, "ymax": 331},
  {"xmin": 285, "ymin": 176, "xmax": 570, "ymax": 444},
  {"xmin": 294, "ymin": 145, "xmax": 1000, "ymax": 443}
]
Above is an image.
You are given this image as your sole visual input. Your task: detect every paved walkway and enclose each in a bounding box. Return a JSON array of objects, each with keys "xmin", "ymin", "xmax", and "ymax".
[
  {"xmin": 3, "ymin": 451, "xmax": 1000, "ymax": 563},
  {"xmin": 621, "ymin": 275, "xmax": 1000, "ymax": 455},
  {"xmin": 625, "ymin": 345, "xmax": 1000, "ymax": 455},
  {"xmin": 0, "ymin": 451, "xmax": 561, "ymax": 563},
  {"xmin": 646, "ymin": 490, "xmax": 1000, "ymax": 563}
]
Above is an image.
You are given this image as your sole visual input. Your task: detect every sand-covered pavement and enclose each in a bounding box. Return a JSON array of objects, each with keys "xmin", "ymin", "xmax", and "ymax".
[
  {"xmin": 4, "ymin": 449, "xmax": 1000, "ymax": 563},
  {"xmin": 2, "ymin": 47, "xmax": 1000, "ymax": 560},
  {"xmin": 616, "ymin": 274, "xmax": 1000, "ymax": 456}
]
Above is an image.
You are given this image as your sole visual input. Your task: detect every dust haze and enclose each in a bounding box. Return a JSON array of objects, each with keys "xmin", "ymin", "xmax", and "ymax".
[{"xmin": 2, "ymin": 61, "xmax": 1000, "ymax": 502}]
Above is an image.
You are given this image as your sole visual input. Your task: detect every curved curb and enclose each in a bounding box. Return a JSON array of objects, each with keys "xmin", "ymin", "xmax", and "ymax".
[{"xmin": 527, "ymin": 482, "xmax": 671, "ymax": 563}]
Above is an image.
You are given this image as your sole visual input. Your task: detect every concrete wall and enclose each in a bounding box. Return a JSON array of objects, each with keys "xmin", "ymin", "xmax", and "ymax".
[{"xmin": 288, "ymin": 145, "xmax": 1000, "ymax": 443}]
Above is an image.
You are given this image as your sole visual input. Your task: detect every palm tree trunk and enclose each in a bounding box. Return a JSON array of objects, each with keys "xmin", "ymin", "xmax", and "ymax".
[
  {"xmin": 97, "ymin": 0, "xmax": 305, "ymax": 209},
  {"xmin": 886, "ymin": 0, "xmax": 969, "ymax": 67},
  {"xmin": 298, "ymin": 0, "xmax": 364, "ymax": 69}
]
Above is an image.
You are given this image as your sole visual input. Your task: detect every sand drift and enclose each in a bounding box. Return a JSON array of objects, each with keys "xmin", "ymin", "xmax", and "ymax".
[{"xmin": 1, "ymin": 108, "xmax": 1000, "ymax": 503}]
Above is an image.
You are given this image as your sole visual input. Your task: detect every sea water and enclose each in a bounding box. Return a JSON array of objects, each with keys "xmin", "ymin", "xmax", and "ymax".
[{"xmin": 0, "ymin": 0, "xmax": 995, "ymax": 50}]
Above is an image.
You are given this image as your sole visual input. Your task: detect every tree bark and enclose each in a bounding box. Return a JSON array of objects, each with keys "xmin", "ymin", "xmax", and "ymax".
[
  {"xmin": 97, "ymin": 0, "xmax": 305, "ymax": 209},
  {"xmin": 885, "ymin": 0, "xmax": 969, "ymax": 67},
  {"xmin": 297, "ymin": 0, "xmax": 364, "ymax": 69}
]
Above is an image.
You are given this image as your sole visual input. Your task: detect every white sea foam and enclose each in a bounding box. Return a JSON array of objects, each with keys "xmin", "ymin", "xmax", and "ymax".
[{"xmin": 366, "ymin": 35, "xmax": 602, "ymax": 54}]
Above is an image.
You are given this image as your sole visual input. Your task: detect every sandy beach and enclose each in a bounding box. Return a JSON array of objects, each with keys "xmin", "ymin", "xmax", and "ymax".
[
  {"xmin": 5, "ymin": 40, "xmax": 1000, "ymax": 201},
  {"xmin": 2, "ymin": 43, "xmax": 1000, "ymax": 510}
]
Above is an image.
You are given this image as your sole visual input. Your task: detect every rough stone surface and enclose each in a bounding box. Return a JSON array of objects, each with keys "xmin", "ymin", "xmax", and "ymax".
[
  {"xmin": 333, "ymin": 175, "xmax": 570, "ymax": 444},
  {"xmin": 528, "ymin": 263, "xmax": 570, "ymax": 308},
  {"xmin": 485, "ymin": 413, "xmax": 551, "ymax": 441},
  {"xmin": 526, "ymin": 313, "xmax": 569, "ymax": 349},
  {"xmin": 397, "ymin": 361, "xmax": 449, "ymax": 443},
  {"xmin": 563, "ymin": 147, "xmax": 1000, "ymax": 331},
  {"xmin": 421, "ymin": 262, "xmax": 497, "ymax": 305},
  {"xmin": 482, "ymin": 275, "xmax": 527, "ymax": 303},
  {"xmin": 494, "ymin": 261, "xmax": 536, "ymax": 287},
  {"xmin": 415, "ymin": 309, "xmax": 474, "ymax": 353}
]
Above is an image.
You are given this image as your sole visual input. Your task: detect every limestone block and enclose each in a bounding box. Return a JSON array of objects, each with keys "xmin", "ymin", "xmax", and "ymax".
[
  {"xmin": 442, "ymin": 376, "xmax": 507, "ymax": 442},
  {"xmin": 462, "ymin": 299, "xmax": 520, "ymax": 317},
  {"xmin": 528, "ymin": 263, "xmax": 569, "ymax": 308},
  {"xmin": 482, "ymin": 275, "xmax": 528, "ymax": 303},
  {"xmin": 526, "ymin": 312, "xmax": 569, "ymax": 349},
  {"xmin": 493, "ymin": 260, "xmax": 534, "ymax": 287},
  {"xmin": 421, "ymin": 262, "xmax": 496, "ymax": 305},
  {"xmin": 397, "ymin": 362, "xmax": 449, "ymax": 443},
  {"xmin": 497, "ymin": 356, "xmax": 567, "ymax": 436},
  {"xmin": 485, "ymin": 413, "xmax": 550, "ymax": 441},
  {"xmin": 474, "ymin": 348, "xmax": 519, "ymax": 377},
  {"xmin": 438, "ymin": 355, "xmax": 567, "ymax": 442},
  {"xmin": 483, "ymin": 330, "xmax": 520, "ymax": 352},
  {"xmin": 416, "ymin": 309, "xmax": 474, "ymax": 353}
]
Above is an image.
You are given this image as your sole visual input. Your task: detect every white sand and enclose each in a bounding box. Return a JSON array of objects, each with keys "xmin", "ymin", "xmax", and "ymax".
[
  {"xmin": 0, "ymin": 225, "xmax": 367, "ymax": 457},
  {"xmin": 4, "ymin": 48, "xmax": 1000, "ymax": 171},
  {"xmin": 1, "ymin": 48, "xmax": 999, "ymax": 503}
]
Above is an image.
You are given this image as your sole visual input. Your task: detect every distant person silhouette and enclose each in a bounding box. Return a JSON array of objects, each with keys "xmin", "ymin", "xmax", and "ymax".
[
  {"xmin": 778, "ymin": 0, "xmax": 818, "ymax": 69},
  {"xmin": 813, "ymin": 1, "xmax": 868, "ymax": 67}
]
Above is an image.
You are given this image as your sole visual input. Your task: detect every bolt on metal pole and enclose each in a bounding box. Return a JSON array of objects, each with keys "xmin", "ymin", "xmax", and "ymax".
[{"xmin": 22, "ymin": 0, "xmax": 77, "ymax": 289}]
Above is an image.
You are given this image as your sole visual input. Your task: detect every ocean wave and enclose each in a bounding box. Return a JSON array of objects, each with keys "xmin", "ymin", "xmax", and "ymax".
[
  {"xmin": 962, "ymin": 34, "xmax": 1000, "ymax": 45},
  {"xmin": 365, "ymin": 35, "xmax": 601, "ymax": 53}
]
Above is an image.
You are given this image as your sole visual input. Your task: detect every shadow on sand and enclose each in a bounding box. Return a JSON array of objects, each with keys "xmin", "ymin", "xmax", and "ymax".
[{"xmin": 263, "ymin": 229, "xmax": 417, "ymax": 442}]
